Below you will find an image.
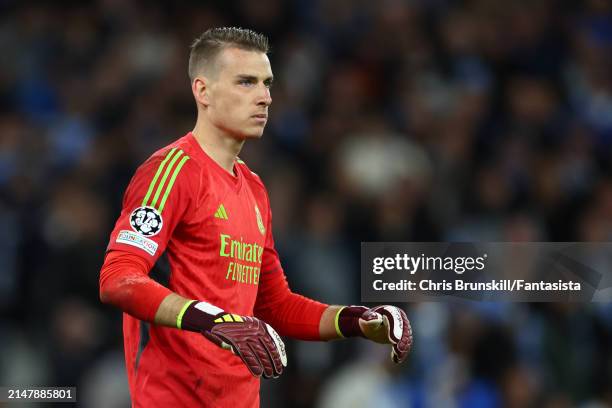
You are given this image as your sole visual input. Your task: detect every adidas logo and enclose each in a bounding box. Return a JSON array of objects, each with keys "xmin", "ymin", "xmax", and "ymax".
[{"xmin": 214, "ymin": 204, "xmax": 229, "ymax": 220}]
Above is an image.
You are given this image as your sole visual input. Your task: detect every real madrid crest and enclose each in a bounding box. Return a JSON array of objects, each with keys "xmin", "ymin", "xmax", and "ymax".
[{"xmin": 255, "ymin": 204, "xmax": 266, "ymax": 235}]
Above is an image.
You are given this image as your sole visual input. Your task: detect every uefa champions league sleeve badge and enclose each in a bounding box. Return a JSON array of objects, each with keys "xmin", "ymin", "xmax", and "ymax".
[{"xmin": 130, "ymin": 206, "xmax": 163, "ymax": 237}]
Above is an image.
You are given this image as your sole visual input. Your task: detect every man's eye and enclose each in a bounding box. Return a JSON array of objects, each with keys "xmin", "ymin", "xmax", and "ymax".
[{"xmin": 238, "ymin": 80, "xmax": 253, "ymax": 86}]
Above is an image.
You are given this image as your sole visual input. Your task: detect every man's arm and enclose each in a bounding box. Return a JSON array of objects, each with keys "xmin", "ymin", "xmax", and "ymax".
[
  {"xmin": 98, "ymin": 251, "xmax": 190, "ymax": 326},
  {"xmin": 253, "ymin": 269, "xmax": 328, "ymax": 340},
  {"xmin": 99, "ymin": 250, "xmax": 175, "ymax": 323},
  {"xmin": 319, "ymin": 305, "xmax": 343, "ymax": 340},
  {"xmin": 254, "ymin": 269, "xmax": 413, "ymax": 363},
  {"xmin": 99, "ymin": 250, "xmax": 287, "ymax": 378},
  {"xmin": 154, "ymin": 293, "xmax": 192, "ymax": 326},
  {"xmin": 323, "ymin": 304, "xmax": 413, "ymax": 364}
]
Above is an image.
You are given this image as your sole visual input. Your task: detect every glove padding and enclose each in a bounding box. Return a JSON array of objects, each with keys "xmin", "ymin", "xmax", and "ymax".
[
  {"xmin": 338, "ymin": 305, "xmax": 413, "ymax": 364},
  {"xmin": 179, "ymin": 301, "xmax": 286, "ymax": 379},
  {"xmin": 203, "ymin": 315, "xmax": 287, "ymax": 379},
  {"xmin": 360, "ymin": 305, "xmax": 413, "ymax": 364}
]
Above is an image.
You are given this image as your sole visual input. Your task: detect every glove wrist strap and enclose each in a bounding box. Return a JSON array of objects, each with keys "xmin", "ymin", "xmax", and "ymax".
[
  {"xmin": 335, "ymin": 306, "xmax": 368, "ymax": 338},
  {"xmin": 177, "ymin": 300, "xmax": 223, "ymax": 332}
]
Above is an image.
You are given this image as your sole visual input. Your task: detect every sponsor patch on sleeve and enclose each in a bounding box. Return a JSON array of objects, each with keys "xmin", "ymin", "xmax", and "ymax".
[{"xmin": 116, "ymin": 230, "xmax": 159, "ymax": 256}]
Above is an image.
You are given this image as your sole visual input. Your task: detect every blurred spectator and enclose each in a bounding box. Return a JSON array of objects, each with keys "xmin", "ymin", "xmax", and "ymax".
[{"xmin": 1, "ymin": 1, "xmax": 612, "ymax": 407}]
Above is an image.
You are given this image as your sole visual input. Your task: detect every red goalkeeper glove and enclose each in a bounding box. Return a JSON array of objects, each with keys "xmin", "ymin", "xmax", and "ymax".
[
  {"xmin": 336, "ymin": 305, "xmax": 413, "ymax": 363},
  {"xmin": 177, "ymin": 300, "xmax": 287, "ymax": 378}
]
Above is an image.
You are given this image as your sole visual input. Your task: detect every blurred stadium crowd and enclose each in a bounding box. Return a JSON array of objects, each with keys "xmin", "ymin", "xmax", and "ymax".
[{"xmin": 1, "ymin": 0, "xmax": 612, "ymax": 407}]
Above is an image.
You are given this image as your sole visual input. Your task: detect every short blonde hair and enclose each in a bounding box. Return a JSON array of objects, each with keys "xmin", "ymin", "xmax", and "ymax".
[{"xmin": 188, "ymin": 27, "xmax": 269, "ymax": 82}]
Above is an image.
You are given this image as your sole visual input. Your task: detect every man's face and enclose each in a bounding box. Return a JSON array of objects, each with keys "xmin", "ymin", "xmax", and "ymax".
[{"xmin": 204, "ymin": 47, "xmax": 273, "ymax": 139}]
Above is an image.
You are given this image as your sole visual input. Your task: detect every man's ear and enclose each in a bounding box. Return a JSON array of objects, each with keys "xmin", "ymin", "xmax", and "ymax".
[{"xmin": 192, "ymin": 77, "xmax": 210, "ymax": 107}]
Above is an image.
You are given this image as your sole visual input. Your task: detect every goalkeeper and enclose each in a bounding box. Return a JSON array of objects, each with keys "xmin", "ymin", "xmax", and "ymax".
[{"xmin": 99, "ymin": 27, "xmax": 412, "ymax": 407}]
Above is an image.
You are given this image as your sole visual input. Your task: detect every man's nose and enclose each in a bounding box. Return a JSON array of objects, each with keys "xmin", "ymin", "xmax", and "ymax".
[{"xmin": 257, "ymin": 85, "xmax": 272, "ymax": 106}]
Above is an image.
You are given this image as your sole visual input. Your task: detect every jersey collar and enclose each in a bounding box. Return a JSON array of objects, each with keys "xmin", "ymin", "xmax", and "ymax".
[{"xmin": 186, "ymin": 132, "xmax": 243, "ymax": 192}]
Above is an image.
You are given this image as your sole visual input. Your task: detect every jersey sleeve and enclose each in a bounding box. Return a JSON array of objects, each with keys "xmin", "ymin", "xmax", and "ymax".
[
  {"xmin": 254, "ymin": 187, "xmax": 328, "ymax": 340},
  {"xmin": 107, "ymin": 147, "xmax": 197, "ymax": 268},
  {"xmin": 260, "ymin": 200, "xmax": 283, "ymax": 275}
]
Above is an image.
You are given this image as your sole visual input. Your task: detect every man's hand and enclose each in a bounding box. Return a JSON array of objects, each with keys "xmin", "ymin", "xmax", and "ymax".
[
  {"xmin": 336, "ymin": 305, "xmax": 413, "ymax": 364},
  {"xmin": 204, "ymin": 314, "xmax": 287, "ymax": 378},
  {"xmin": 359, "ymin": 305, "xmax": 413, "ymax": 363},
  {"xmin": 178, "ymin": 301, "xmax": 287, "ymax": 378}
]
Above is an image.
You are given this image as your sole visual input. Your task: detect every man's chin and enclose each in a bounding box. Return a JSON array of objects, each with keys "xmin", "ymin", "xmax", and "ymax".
[
  {"xmin": 243, "ymin": 128, "xmax": 265, "ymax": 139},
  {"xmin": 230, "ymin": 126, "xmax": 265, "ymax": 140}
]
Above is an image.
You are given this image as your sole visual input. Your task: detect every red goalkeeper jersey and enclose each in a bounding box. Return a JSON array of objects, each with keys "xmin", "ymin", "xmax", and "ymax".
[{"xmin": 107, "ymin": 132, "xmax": 287, "ymax": 407}]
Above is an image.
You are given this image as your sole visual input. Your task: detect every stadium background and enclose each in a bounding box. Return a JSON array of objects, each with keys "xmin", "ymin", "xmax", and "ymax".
[{"xmin": 1, "ymin": 0, "xmax": 612, "ymax": 406}]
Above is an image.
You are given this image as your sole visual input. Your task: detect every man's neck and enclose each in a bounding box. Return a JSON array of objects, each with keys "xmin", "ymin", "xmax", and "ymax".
[{"xmin": 191, "ymin": 119, "xmax": 245, "ymax": 176}]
